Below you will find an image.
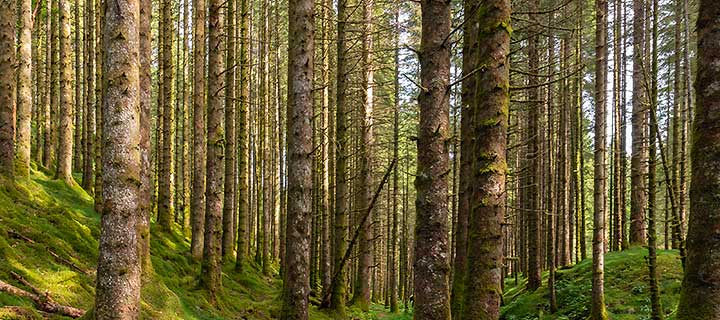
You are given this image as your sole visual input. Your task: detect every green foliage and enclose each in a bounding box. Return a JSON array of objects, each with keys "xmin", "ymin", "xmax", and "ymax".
[{"xmin": 502, "ymin": 248, "xmax": 684, "ymax": 320}]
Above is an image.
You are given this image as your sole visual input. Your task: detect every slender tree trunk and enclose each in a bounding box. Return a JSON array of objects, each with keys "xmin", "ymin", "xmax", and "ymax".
[
  {"xmin": 223, "ymin": 0, "xmax": 237, "ymax": 260},
  {"xmin": 414, "ymin": 0, "xmax": 451, "ymax": 317},
  {"xmin": 45, "ymin": 0, "xmax": 58, "ymax": 171},
  {"xmin": 94, "ymin": 0, "xmax": 104, "ymax": 213},
  {"xmin": 56, "ymin": 0, "xmax": 74, "ymax": 184},
  {"xmin": 647, "ymin": 2, "xmax": 662, "ymax": 318},
  {"xmin": 329, "ymin": 0, "xmax": 348, "ymax": 314},
  {"xmin": 201, "ymin": 0, "xmax": 225, "ymax": 302},
  {"xmin": 630, "ymin": 0, "xmax": 647, "ymax": 247},
  {"xmin": 82, "ymin": 0, "xmax": 96, "ymax": 192},
  {"xmin": 158, "ymin": 0, "xmax": 175, "ymax": 230},
  {"xmin": 235, "ymin": 0, "xmax": 250, "ymax": 272},
  {"xmin": 460, "ymin": 0, "xmax": 510, "ymax": 318},
  {"xmin": 138, "ymin": 0, "xmax": 153, "ymax": 272},
  {"xmin": 526, "ymin": 0, "xmax": 542, "ymax": 291},
  {"xmin": 676, "ymin": 0, "xmax": 720, "ymax": 318},
  {"xmin": 73, "ymin": 0, "xmax": 83, "ymax": 173},
  {"xmin": 591, "ymin": 0, "xmax": 609, "ymax": 318},
  {"xmin": 190, "ymin": 0, "xmax": 207, "ymax": 260},
  {"xmin": 280, "ymin": 0, "xmax": 314, "ymax": 315},
  {"xmin": 94, "ymin": 0, "xmax": 142, "ymax": 316},
  {"xmin": 16, "ymin": 0, "xmax": 32, "ymax": 178},
  {"xmin": 389, "ymin": 4, "xmax": 400, "ymax": 313}
]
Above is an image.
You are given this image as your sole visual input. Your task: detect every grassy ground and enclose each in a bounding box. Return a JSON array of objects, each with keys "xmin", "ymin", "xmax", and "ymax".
[
  {"xmin": 502, "ymin": 248, "xmax": 684, "ymax": 320},
  {"xmin": 0, "ymin": 166, "xmax": 391, "ymax": 319}
]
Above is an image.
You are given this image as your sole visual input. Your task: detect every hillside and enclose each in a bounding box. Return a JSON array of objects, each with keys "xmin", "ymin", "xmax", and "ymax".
[{"xmin": 502, "ymin": 248, "xmax": 684, "ymax": 320}]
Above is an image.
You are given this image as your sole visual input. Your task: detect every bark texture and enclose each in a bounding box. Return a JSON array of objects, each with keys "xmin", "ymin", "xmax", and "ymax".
[
  {"xmin": 16, "ymin": 0, "xmax": 33, "ymax": 178},
  {"xmin": 191, "ymin": 0, "xmax": 207, "ymax": 260},
  {"xmin": 94, "ymin": 0, "xmax": 142, "ymax": 317},
  {"xmin": 56, "ymin": 0, "xmax": 74, "ymax": 184},
  {"xmin": 676, "ymin": 0, "xmax": 720, "ymax": 318},
  {"xmin": 460, "ymin": 0, "xmax": 510, "ymax": 318},
  {"xmin": 0, "ymin": 0, "xmax": 15, "ymax": 177},
  {"xmin": 280, "ymin": 0, "xmax": 313, "ymax": 316},
  {"xmin": 414, "ymin": 0, "xmax": 451, "ymax": 317}
]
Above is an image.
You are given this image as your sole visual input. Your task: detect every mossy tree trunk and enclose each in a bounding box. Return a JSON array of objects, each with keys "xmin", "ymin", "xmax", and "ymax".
[
  {"xmin": 676, "ymin": 0, "xmax": 720, "ymax": 318},
  {"xmin": 138, "ymin": 0, "xmax": 153, "ymax": 272},
  {"xmin": 16, "ymin": 0, "xmax": 33, "ymax": 178},
  {"xmin": 223, "ymin": 0, "xmax": 237, "ymax": 260},
  {"xmin": 158, "ymin": 0, "xmax": 175, "ymax": 230},
  {"xmin": 56, "ymin": 0, "xmax": 74, "ymax": 184},
  {"xmin": 235, "ymin": 0, "xmax": 250, "ymax": 272},
  {"xmin": 0, "ymin": 0, "xmax": 16, "ymax": 177},
  {"xmin": 190, "ymin": 0, "xmax": 207, "ymax": 260}
]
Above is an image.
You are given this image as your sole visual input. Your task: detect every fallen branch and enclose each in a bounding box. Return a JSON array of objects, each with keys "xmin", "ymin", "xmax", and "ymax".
[
  {"xmin": 320, "ymin": 159, "xmax": 396, "ymax": 308},
  {"xmin": 0, "ymin": 277, "xmax": 85, "ymax": 318}
]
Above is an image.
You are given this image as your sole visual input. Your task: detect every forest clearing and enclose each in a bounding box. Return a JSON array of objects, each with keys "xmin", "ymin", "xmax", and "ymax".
[{"xmin": 0, "ymin": 0, "xmax": 718, "ymax": 319}]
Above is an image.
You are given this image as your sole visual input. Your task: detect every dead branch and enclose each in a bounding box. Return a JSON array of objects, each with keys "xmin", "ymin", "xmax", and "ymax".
[{"xmin": 0, "ymin": 277, "xmax": 85, "ymax": 318}]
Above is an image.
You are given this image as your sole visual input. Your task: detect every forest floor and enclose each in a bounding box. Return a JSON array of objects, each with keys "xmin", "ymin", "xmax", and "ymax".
[
  {"xmin": 0, "ymin": 165, "xmax": 411, "ymax": 320},
  {"xmin": 502, "ymin": 247, "xmax": 684, "ymax": 319},
  {"xmin": 0, "ymin": 165, "xmax": 685, "ymax": 320}
]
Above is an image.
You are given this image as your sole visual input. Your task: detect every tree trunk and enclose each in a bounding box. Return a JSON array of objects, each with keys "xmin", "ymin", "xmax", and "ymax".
[
  {"xmin": 190, "ymin": 0, "xmax": 207, "ymax": 260},
  {"xmin": 526, "ymin": 0, "xmax": 542, "ymax": 291},
  {"xmin": 223, "ymin": 0, "xmax": 237, "ymax": 260},
  {"xmin": 676, "ymin": 0, "xmax": 720, "ymax": 318},
  {"xmin": 94, "ymin": 0, "xmax": 142, "ymax": 316},
  {"xmin": 138, "ymin": 0, "xmax": 153, "ymax": 272},
  {"xmin": 158, "ymin": 0, "xmax": 175, "ymax": 230},
  {"xmin": 16, "ymin": 0, "xmax": 33, "ymax": 178},
  {"xmin": 0, "ymin": 0, "xmax": 16, "ymax": 177},
  {"xmin": 56, "ymin": 0, "xmax": 74, "ymax": 184},
  {"xmin": 73, "ymin": 0, "xmax": 83, "ymax": 173},
  {"xmin": 330, "ymin": 0, "xmax": 348, "ymax": 314},
  {"xmin": 630, "ymin": 0, "xmax": 647, "ymax": 247},
  {"xmin": 591, "ymin": 0, "xmax": 609, "ymax": 318},
  {"xmin": 460, "ymin": 0, "xmax": 510, "ymax": 318},
  {"xmin": 235, "ymin": 0, "xmax": 250, "ymax": 272},
  {"xmin": 414, "ymin": 0, "xmax": 451, "ymax": 317},
  {"xmin": 280, "ymin": 0, "xmax": 314, "ymax": 316},
  {"xmin": 82, "ymin": 0, "xmax": 96, "ymax": 192},
  {"xmin": 201, "ymin": 0, "xmax": 225, "ymax": 302}
]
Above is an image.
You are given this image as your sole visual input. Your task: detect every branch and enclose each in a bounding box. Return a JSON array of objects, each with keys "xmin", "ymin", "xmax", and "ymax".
[
  {"xmin": 320, "ymin": 159, "xmax": 397, "ymax": 308},
  {"xmin": 0, "ymin": 277, "xmax": 86, "ymax": 318}
]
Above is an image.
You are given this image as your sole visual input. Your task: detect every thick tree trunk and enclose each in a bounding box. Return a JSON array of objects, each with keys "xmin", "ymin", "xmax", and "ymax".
[
  {"xmin": 201, "ymin": 0, "xmax": 225, "ymax": 302},
  {"xmin": 94, "ymin": 0, "xmax": 142, "ymax": 316},
  {"xmin": 460, "ymin": 0, "xmax": 510, "ymax": 318},
  {"xmin": 591, "ymin": 0, "xmax": 609, "ymax": 318},
  {"xmin": 280, "ymin": 0, "xmax": 314, "ymax": 316},
  {"xmin": 414, "ymin": 0, "xmax": 451, "ymax": 317},
  {"xmin": 190, "ymin": 0, "xmax": 207, "ymax": 260},
  {"xmin": 676, "ymin": 0, "xmax": 720, "ymax": 318}
]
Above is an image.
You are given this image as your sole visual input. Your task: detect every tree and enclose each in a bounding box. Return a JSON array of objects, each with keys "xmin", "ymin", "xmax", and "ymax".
[
  {"xmin": 16, "ymin": 0, "xmax": 33, "ymax": 178},
  {"xmin": 591, "ymin": 0, "xmax": 609, "ymax": 318},
  {"xmin": 235, "ymin": 0, "xmax": 250, "ymax": 272},
  {"xmin": 630, "ymin": 0, "xmax": 647, "ymax": 246},
  {"xmin": 158, "ymin": 0, "xmax": 176, "ymax": 230},
  {"xmin": 56, "ymin": 0, "xmax": 74, "ymax": 184},
  {"xmin": 414, "ymin": 0, "xmax": 451, "ymax": 317},
  {"xmin": 223, "ymin": 0, "xmax": 237, "ymax": 260},
  {"xmin": 0, "ymin": 0, "xmax": 15, "ymax": 177},
  {"xmin": 201, "ymin": 0, "xmax": 225, "ymax": 302},
  {"xmin": 138, "ymin": 0, "xmax": 153, "ymax": 270},
  {"xmin": 676, "ymin": 0, "xmax": 720, "ymax": 318},
  {"xmin": 280, "ymin": 0, "xmax": 314, "ymax": 315},
  {"xmin": 460, "ymin": 0, "xmax": 510, "ymax": 318},
  {"xmin": 94, "ymin": 0, "xmax": 142, "ymax": 316},
  {"xmin": 82, "ymin": 0, "xmax": 96, "ymax": 192},
  {"xmin": 329, "ymin": 0, "xmax": 349, "ymax": 314},
  {"xmin": 191, "ymin": 0, "xmax": 207, "ymax": 260}
]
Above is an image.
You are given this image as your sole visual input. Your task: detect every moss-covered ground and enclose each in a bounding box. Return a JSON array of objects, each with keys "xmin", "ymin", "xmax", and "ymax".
[
  {"xmin": 0, "ymin": 166, "xmax": 407, "ymax": 319},
  {"xmin": 502, "ymin": 248, "xmax": 684, "ymax": 320}
]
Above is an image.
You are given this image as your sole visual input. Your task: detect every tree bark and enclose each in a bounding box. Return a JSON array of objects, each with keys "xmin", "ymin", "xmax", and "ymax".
[
  {"xmin": 280, "ymin": 0, "xmax": 313, "ymax": 316},
  {"xmin": 201, "ymin": 0, "xmax": 225, "ymax": 302},
  {"xmin": 94, "ymin": 0, "xmax": 142, "ymax": 316},
  {"xmin": 676, "ymin": 0, "xmax": 720, "ymax": 318},
  {"xmin": 56, "ymin": 0, "xmax": 74, "ymax": 184},
  {"xmin": 630, "ymin": 0, "xmax": 647, "ymax": 246},
  {"xmin": 414, "ymin": 0, "xmax": 451, "ymax": 317},
  {"xmin": 138, "ymin": 0, "xmax": 153, "ymax": 272},
  {"xmin": 190, "ymin": 0, "xmax": 207, "ymax": 260},
  {"xmin": 158, "ymin": 0, "xmax": 176, "ymax": 230},
  {"xmin": 223, "ymin": 0, "xmax": 237, "ymax": 260},
  {"xmin": 591, "ymin": 0, "xmax": 609, "ymax": 318},
  {"xmin": 460, "ymin": 0, "xmax": 510, "ymax": 318},
  {"xmin": 235, "ymin": 0, "xmax": 250, "ymax": 272},
  {"xmin": 16, "ymin": 0, "xmax": 33, "ymax": 178}
]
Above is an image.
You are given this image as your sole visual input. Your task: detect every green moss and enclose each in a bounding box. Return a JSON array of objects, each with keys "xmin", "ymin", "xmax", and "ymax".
[{"xmin": 502, "ymin": 248, "xmax": 684, "ymax": 320}]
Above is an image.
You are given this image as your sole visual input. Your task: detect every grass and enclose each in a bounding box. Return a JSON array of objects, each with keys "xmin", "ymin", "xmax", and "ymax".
[
  {"xmin": 502, "ymin": 248, "xmax": 684, "ymax": 320},
  {"xmin": 0, "ymin": 165, "xmax": 354, "ymax": 319}
]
